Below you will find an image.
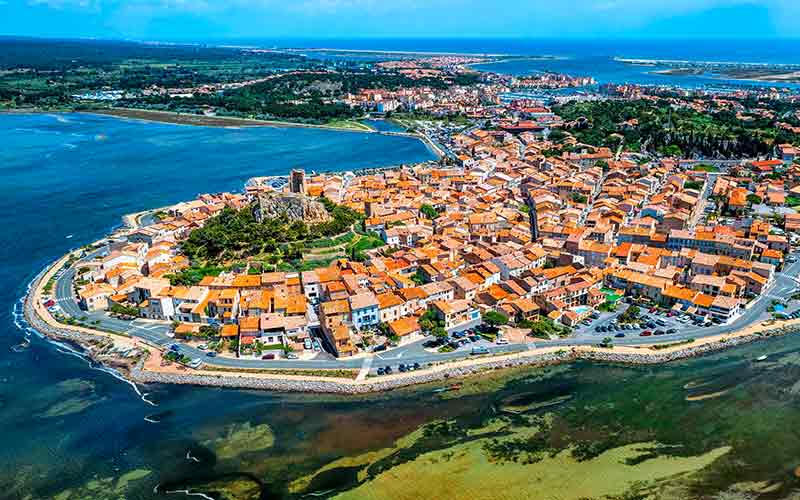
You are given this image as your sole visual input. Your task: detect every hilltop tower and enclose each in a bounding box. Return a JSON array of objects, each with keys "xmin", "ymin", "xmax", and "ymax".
[{"xmin": 290, "ymin": 169, "xmax": 307, "ymax": 195}]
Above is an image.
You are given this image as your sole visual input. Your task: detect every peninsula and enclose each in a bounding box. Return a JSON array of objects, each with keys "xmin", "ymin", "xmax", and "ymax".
[{"xmin": 20, "ymin": 40, "xmax": 800, "ymax": 393}]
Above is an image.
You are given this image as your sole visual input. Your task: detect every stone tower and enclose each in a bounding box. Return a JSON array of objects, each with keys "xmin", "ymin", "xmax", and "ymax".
[{"xmin": 290, "ymin": 169, "xmax": 306, "ymax": 195}]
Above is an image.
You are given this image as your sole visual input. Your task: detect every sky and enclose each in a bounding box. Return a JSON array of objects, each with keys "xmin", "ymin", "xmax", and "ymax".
[{"xmin": 1, "ymin": 0, "xmax": 798, "ymax": 41}]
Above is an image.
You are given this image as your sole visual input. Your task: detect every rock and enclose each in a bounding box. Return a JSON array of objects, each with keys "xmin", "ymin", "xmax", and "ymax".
[{"xmin": 256, "ymin": 191, "xmax": 331, "ymax": 225}]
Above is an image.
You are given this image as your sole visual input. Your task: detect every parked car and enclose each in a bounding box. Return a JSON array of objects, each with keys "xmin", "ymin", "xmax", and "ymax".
[
  {"xmin": 373, "ymin": 344, "xmax": 387, "ymax": 352},
  {"xmin": 189, "ymin": 359, "xmax": 203, "ymax": 369},
  {"xmin": 666, "ymin": 328, "xmax": 677, "ymax": 334},
  {"xmin": 262, "ymin": 353, "xmax": 276, "ymax": 360},
  {"xmin": 640, "ymin": 331, "xmax": 652, "ymax": 337},
  {"xmin": 495, "ymin": 337, "xmax": 509, "ymax": 345},
  {"xmin": 286, "ymin": 352, "xmax": 299, "ymax": 360},
  {"xmin": 376, "ymin": 368, "xmax": 385, "ymax": 376},
  {"xmin": 384, "ymin": 366, "xmax": 393, "ymax": 375},
  {"xmin": 398, "ymin": 364, "xmax": 408, "ymax": 373},
  {"xmin": 471, "ymin": 346, "xmax": 490, "ymax": 355},
  {"xmin": 469, "ymin": 335, "xmax": 481, "ymax": 342},
  {"xmin": 615, "ymin": 333, "xmax": 626, "ymax": 338},
  {"xmin": 413, "ymin": 362, "xmax": 421, "ymax": 370},
  {"xmin": 304, "ymin": 338, "xmax": 312, "ymax": 350},
  {"xmin": 654, "ymin": 329, "xmax": 665, "ymax": 336}
]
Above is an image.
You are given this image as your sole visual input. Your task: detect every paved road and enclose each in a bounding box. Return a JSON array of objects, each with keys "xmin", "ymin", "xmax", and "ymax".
[{"xmin": 48, "ymin": 248, "xmax": 800, "ymax": 374}]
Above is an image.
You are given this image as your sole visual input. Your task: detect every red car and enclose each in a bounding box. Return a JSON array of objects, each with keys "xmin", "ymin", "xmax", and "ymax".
[
  {"xmin": 261, "ymin": 353, "xmax": 275, "ymax": 360},
  {"xmin": 640, "ymin": 330, "xmax": 653, "ymax": 337}
]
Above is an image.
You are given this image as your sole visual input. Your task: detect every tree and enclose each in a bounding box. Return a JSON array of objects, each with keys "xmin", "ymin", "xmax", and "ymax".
[
  {"xmin": 619, "ymin": 305, "xmax": 640, "ymax": 323},
  {"xmin": 420, "ymin": 204, "xmax": 439, "ymax": 220},
  {"xmin": 483, "ymin": 311, "xmax": 509, "ymax": 329},
  {"xmin": 571, "ymin": 192, "xmax": 588, "ymax": 204},
  {"xmin": 746, "ymin": 194, "xmax": 762, "ymax": 205}
]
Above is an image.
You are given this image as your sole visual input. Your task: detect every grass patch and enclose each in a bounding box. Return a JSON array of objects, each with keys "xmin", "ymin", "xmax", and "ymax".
[
  {"xmin": 202, "ymin": 365, "xmax": 359, "ymax": 379},
  {"xmin": 650, "ymin": 339, "xmax": 695, "ymax": 350}
]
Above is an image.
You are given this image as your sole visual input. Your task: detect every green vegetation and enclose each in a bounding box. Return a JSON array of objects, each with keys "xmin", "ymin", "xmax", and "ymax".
[
  {"xmin": 0, "ymin": 38, "xmax": 315, "ymax": 110},
  {"xmin": 419, "ymin": 309, "xmax": 447, "ymax": 339},
  {"xmin": 684, "ymin": 180, "xmax": 704, "ymax": 191},
  {"xmin": 345, "ymin": 232, "xmax": 385, "ymax": 262},
  {"xmin": 108, "ymin": 303, "xmax": 140, "ymax": 317},
  {"xmin": 528, "ymin": 318, "xmax": 569, "ymax": 339},
  {"xmin": 553, "ymin": 99, "xmax": 800, "ymax": 158},
  {"xmin": 482, "ymin": 311, "xmax": 509, "ymax": 329},
  {"xmin": 618, "ymin": 305, "xmax": 640, "ymax": 323},
  {"xmin": 746, "ymin": 194, "xmax": 763, "ymax": 205},
  {"xmin": 120, "ymin": 70, "xmax": 476, "ymax": 124},
  {"xmin": 691, "ymin": 164, "xmax": 719, "ymax": 172},
  {"xmin": 180, "ymin": 200, "xmax": 363, "ymax": 264},
  {"xmin": 165, "ymin": 264, "xmax": 224, "ymax": 286},
  {"xmin": 420, "ymin": 204, "xmax": 440, "ymax": 219},
  {"xmin": 570, "ymin": 192, "xmax": 588, "ymax": 204},
  {"xmin": 650, "ymin": 339, "xmax": 695, "ymax": 350},
  {"xmin": 203, "ymin": 365, "xmax": 358, "ymax": 379}
]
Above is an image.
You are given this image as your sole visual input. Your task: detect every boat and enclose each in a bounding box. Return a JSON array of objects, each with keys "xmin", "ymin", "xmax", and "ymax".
[
  {"xmin": 756, "ymin": 355, "xmax": 768, "ymax": 362},
  {"xmin": 65, "ymin": 234, "xmax": 73, "ymax": 239}
]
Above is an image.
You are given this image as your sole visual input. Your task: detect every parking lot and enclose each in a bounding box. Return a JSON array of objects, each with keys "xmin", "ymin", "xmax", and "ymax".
[{"xmin": 572, "ymin": 302, "xmax": 727, "ymax": 341}]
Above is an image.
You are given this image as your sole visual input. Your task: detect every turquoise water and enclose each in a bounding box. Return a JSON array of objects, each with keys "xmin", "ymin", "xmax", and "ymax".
[{"xmin": 571, "ymin": 305, "xmax": 591, "ymax": 315}]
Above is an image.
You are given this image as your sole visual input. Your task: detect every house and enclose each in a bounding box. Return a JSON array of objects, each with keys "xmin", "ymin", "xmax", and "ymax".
[
  {"xmin": 430, "ymin": 299, "xmax": 480, "ymax": 332},
  {"xmin": 78, "ymin": 283, "xmax": 115, "ymax": 312},
  {"xmin": 349, "ymin": 292, "xmax": 380, "ymax": 330},
  {"xmin": 377, "ymin": 292, "xmax": 405, "ymax": 323},
  {"xmin": 388, "ymin": 316, "xmax": 423, "ymax": 345}
]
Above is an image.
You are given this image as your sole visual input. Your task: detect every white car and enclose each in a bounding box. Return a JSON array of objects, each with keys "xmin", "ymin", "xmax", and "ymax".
[
  {"xmin": 495, "ymin": 337, "xmax": 509, "ymax": 345},
  {"xmin": 189, "ymin": 359, "xmax": 203, "ymax": 369}
]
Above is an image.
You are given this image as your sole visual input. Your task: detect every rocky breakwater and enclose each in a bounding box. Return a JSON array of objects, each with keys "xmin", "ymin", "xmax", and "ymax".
[
  {"xmin": 131, "ymin": 350, "xmax": 575, "ymax": 394},
  {"xmin": 577, "ymin": 325, "xmax": 800, "ymax": 365}
]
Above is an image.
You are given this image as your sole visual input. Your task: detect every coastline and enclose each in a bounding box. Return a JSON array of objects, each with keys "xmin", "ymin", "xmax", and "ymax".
[
  {"xmin": 23, "ymin": 229, "xmax": 800, "ymax": 394},
  {"xmin": 80, "ymin": 108, "xmax": 378, "ymax": 132}
]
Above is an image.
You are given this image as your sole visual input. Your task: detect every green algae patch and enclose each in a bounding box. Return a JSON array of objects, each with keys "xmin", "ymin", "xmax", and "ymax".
[
  {"xmin": 50, "ymin": 469, "xmax": 152, "ymax": 500},
  {"xmin": 332, "ymin": 438, "xmax": 731, "ymax": 500},
  {"xmin": 203, "ymin": 422, "xmax": 275, "ymax": 460},
  {"xmin": 429, "ymin": 364, "xmax": 572, "ymax": 401},
  {"xmin": 290, "ymin": 421, "xmax": 435, "ymax": 493},
  {"xmin": 36, "ymin": 379, "xmax": 106, "ymax": 418},
  {"xmin": 115, "ymin": 469, "xmax": 151, "ymax": 491},
  {"xmin": 187, "ymin": 477, "xmax": 262, "ymax": 500},
  {"xmin": 43, "ymin": 395, "xmax": 106, "ymax": 418}
]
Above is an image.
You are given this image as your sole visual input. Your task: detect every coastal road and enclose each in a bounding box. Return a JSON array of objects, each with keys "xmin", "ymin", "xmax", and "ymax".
[{"xmin": 48, "ymin": 249, "xmax": 800, "ymax": 374}]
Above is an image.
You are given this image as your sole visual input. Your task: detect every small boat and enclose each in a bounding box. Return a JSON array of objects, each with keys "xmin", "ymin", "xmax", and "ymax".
[
  {"xmin": 756, "ymin": 355, "xmax": 768, "ymax": 362},
  {"xmin": 65, "ymin": 234, "xmax": 73, "ymax": 239}
]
